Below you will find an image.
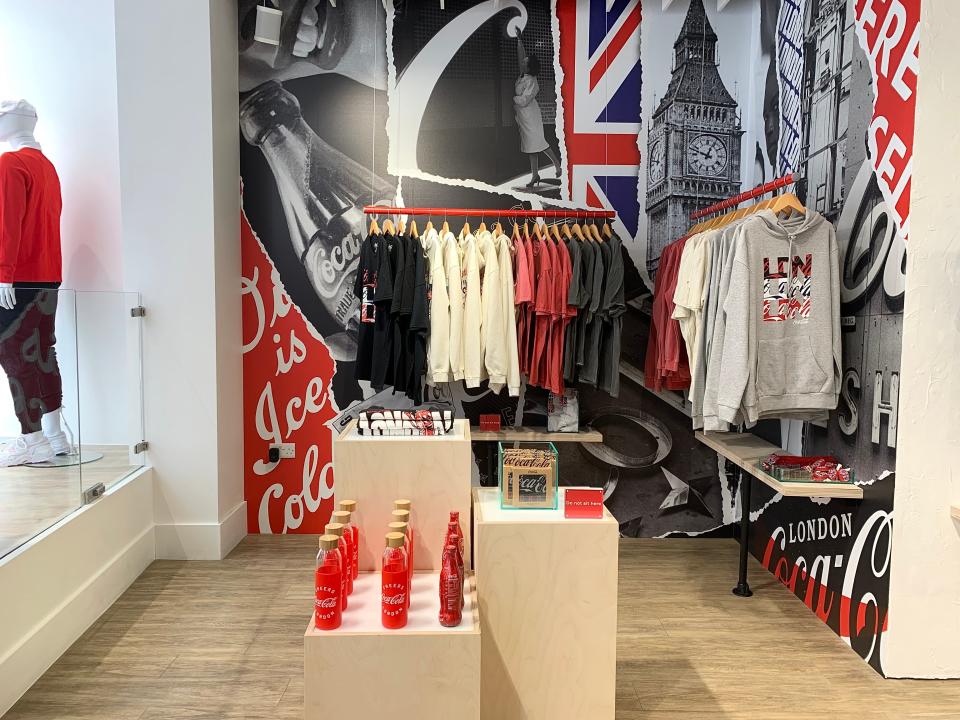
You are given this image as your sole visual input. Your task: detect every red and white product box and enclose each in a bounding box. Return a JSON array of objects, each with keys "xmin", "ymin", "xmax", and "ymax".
[{"xmin": 564, "ymin": 488, "xmax": 604, "ymax": 519}]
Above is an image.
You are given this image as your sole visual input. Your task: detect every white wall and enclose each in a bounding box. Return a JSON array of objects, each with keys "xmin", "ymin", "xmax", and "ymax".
[
  {"xmin": 884, "ymin": 0, "xmax": 960, "ymax": 679},
  {"xmin": 0, "ymin": 0, "xmax": 138, "ymax": 446},
  {"xmin": 115, "ymin": 0, "xmax": 245, "ymax": 559}
]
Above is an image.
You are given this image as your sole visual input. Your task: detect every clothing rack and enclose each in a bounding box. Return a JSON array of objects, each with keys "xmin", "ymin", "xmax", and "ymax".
[
  {"xmin": 364, "ymin": 205, "xmax": 616, "ymax": 219},
  {"xmin": 689, "ymin": 173, "xmax": 797, "ymax": 220}
]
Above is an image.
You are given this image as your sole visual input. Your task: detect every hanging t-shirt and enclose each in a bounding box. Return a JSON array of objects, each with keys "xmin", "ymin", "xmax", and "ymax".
[
  {"xmin": 354, "ymin": 233, "xmax": 384, "ymax": 383},
  {"xmin": 370, "ymin": 233, "xmax": 398, "ymax": 390},
  {"xmin": 575, "ymin": 238, "xmax": 600, "ymax": 373},
  {"xmin": 580, "ymin": 239, "xmax": 610, "ymax": 386},
  {"xmin": 426, "ymin": 229, "xmax": 451, "ymax": 385},
  {"xmin": 598, "ymin": 233, "xmax": 626, "ymax": 397},
  {"xmin": 389, "ymin": 234, "xmax": 408, "ymax": 391},
  {"xmin": 407, "ymin": 234, "xmax": 430, "ymax": 401}
]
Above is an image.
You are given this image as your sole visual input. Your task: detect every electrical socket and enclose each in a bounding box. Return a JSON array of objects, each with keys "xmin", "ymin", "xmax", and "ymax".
[{"xmin": 270, "ymin": 443, "xmax": 296, "ymax": 460}]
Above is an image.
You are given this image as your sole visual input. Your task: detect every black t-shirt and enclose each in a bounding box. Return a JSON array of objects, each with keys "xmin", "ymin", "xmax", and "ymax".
[
  {"xmin": 370, "ymin": 233, "xmax": 397, "ymax": 391},
  {"xmin": 354, "ymin": 233, "xmax": 383, "ymax": 383},
  {"xmin": 406, "ymin": 236, "xmax": 430, "ymax": 400}
]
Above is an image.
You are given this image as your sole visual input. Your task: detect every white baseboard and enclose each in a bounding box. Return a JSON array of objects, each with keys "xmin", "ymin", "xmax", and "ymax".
[
  {"xmin": 155, "ymin": 500, "xmax": 247, "ymax": 560},
  {"xmin": 0, "ymin": 468, "xmax": 155, "ymax": 716}
]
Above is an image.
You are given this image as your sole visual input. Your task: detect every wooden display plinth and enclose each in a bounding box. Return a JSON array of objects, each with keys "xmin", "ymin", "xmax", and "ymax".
[
  {"xmin": 304, "ymin": 572, "xmax": 480, "ymax": 720},
  {"xmin": 333, "ymin": 419, "xmax": 472, "ymax": 571},
  {"xmin": 473, "ymin": 488, "xmax": 618, "ymax": 720}
]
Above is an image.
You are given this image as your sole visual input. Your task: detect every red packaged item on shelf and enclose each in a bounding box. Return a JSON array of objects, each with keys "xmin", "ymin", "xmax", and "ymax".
[
  {"xmin": 331, "ymin": 510, "xmax": 357, "ymax": 580},
  {"xmin": 479, "ymin": 414, "xmax": 501, "ymax": 432},
  {"xmin": 336, "ymin": 500, "xmax": 360, "ymax": 580},
  {"xmin": 315, "ymin": 535, "xmax": 343, "ymax": 631},
  {"xmin": 381, "ymin": 532, "xmax": 409, "ymax": 629},
  {"xmin": 439, "ymin": 543, "xmax": 463, "ymax": 627},
  {"xmin": 325, "ymin": 523, "xmax": 352, "ymax": 604},
  {"xmin": 388, "ymin": 520, "xmax": 411, "ymax": 608},
  {"xmin": 447, "ymin": 520, "xmax": 465, "ymax": 608},
  {"xmin": 392, "ymin": 506, "xmax": 414, "ymax": 593}
]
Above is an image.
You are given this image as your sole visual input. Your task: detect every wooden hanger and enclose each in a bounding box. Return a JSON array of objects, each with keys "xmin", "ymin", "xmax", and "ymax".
[
  {"xmin": 571, "ymin": 221, "xmax": 586, "ymax": 242},
  {"xmin": 369, "ymin": 217, "xmax": 381, "ymax": 235},
  {"xmin": 532, "ymin": 221, "xmax": 543, "ymax": 240},
  {"xmin": 382, "ymin": 218, "xmax": 396, "ymax": 235},
  {"xmin": 550, "ymin": 223, "xmax": 563, "ymax": 243},
  {"xmin": 602, "ymin": 220, "xmax": 613, "ymax": 239},
  {"xmin": 441, "ymin": 219, "xmax": 450, "ymax": 234},
  {"xmin": 494, "ymin": 221, "xmax": 503, "ymax": 236},
  {"xmin": 424, "ymin": 218, "xmax": 434, "ymax": 234},
  {"xmin": 398, "ymin": 219, "xmax": 406, "ymax": 236},
  {"xmin": 523, "ymin": 221, "xmax": 531, "ymax": 241},
  {"xmin": 561, "ymin": 222, "xmax": 573, "ymax": 240},
  {"xmin": 513, "ymin": 222, "xmax": 522, "ymax": 242},
  {"xmin": 409, "ymin": 220, "xmax": 419, "ymax": 238},
  {"xmin": 588, "ymin": 222, "xmax": 603, "ymax": 242},
  {"xmin": 477, "ymin": 220, "xmax": 487, "ymax": 235},
  {"xmin": 771, "ymin": 192, "xmax": 805, "ymax": 219},
  {"xmin": 462, "ymin": 220, "xmax": 471, "ymax": 236}
]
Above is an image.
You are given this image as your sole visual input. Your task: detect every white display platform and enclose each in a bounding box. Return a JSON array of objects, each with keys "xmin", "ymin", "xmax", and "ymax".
[
  {"xmin": 333, "ymin": 419, "xmax": 472, "ymax": 572},
  {"xmin": 305, "ymin": 571, "xmax": 480, "ymax": 720},
  {"xmin": 474, "ymin": 487, "xmax": 618, "ymax": 720}
]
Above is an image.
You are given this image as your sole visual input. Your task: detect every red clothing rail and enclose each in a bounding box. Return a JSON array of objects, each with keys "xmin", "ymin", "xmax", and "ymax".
[
  {"xmin": 689, "ymin": 173, "xmax": 797, "ymax": 220},
  {"xmin": 363, "ymin": 205, "xmax": 616, "ymax": 219}
]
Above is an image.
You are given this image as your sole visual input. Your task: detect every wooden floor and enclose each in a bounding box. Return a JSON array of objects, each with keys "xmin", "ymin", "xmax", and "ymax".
[
  {"xmin": 6, "ymin": 537, "xmax": 958, "ymax": 719},
  {"xmin": 0, "ymin": 446, "xmax": 140, "ymax": 558}
]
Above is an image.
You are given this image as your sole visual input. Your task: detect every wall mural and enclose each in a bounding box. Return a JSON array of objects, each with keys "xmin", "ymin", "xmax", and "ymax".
[{"xmin": 237, "ymin": 0, "xmax": 918, "ymax": 674}]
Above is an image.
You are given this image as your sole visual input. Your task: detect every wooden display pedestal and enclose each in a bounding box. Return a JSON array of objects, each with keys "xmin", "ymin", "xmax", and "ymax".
[
  {"xmin": 473, "ymin": 487, "xmax": 618, "ymax": 720},
  {"xmin": 333, "ymin": 419, "xmax": 472, "ymax": 572},
  {"xmin": 304, "ymin": 572, "xmax": 480, "ymax": 720}
]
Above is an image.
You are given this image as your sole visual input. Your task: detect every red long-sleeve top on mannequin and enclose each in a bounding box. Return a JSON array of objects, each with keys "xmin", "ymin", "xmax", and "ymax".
[{"xmin": 0, "ymin": 148, "xmax": 62, "ymax": 283}]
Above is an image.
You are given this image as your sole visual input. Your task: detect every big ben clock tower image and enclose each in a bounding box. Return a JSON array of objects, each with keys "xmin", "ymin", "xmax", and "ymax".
[{"xmin": 645, "ymin": 0, "xmax": 743, "ymax": 278}]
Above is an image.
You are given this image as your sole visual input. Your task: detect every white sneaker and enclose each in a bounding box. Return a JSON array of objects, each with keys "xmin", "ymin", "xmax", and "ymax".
[
  {"xmin": 0, "ymin": 432, "xmax": 55, "ymax": 467},
  {"xmin": 45, "ymin": 430, "xmax": 73, "ymax": 456}
]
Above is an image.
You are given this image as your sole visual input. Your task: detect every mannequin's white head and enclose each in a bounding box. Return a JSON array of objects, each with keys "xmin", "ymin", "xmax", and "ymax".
[{"xmin": 0, "ymin": 99, "xmax": 39, "ymax": 147}]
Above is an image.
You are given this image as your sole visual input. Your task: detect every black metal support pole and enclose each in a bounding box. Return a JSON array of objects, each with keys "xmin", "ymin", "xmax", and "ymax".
[{"xmin": 732, "ymin": 468, "xmax": 754, "ymax": 597}]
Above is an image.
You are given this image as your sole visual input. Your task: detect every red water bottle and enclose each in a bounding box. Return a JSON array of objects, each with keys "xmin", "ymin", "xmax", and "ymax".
[
  {"xmin": 337, "ymin": 500, "xmax": 360, "ymax": 580},
  {"xmin": 388, "ymin": 521, "xmax": 411, "ymax": 608},
  {"xmin": 315, "ymin": 535, "xmax": 343, "ymax": 630},
  {"xmin": 392, "ymin": 507, "xmax": 414, "ymax": 591},
  {"xmin": 331, "ymin": 510, "xmax": 357, "ymax": 581},
  {"xmin": 382, "ymin": 532, "xmax": 409, "ymax": 629},
  {"xmin": 439, "ymin": 543, "xmax": 462, "ymax": 627},
  {"xmin": 325, "ymin": 523, "xmax": 352, "ymax": 606}
]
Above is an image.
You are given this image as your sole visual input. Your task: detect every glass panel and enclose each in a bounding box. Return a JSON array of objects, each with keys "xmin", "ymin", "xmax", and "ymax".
[
  {"xmin": 73, "ymin": 290, "xmax": 146, "ymax": 492},
  {"xmin": 0, "ymin": 287, "xmax": 82, "ymax": 559}
]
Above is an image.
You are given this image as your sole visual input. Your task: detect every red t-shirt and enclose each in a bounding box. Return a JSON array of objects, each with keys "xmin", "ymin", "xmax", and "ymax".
[{"xmin": 0, "ymin": 148, "xmax": 62, "ymax": 283}]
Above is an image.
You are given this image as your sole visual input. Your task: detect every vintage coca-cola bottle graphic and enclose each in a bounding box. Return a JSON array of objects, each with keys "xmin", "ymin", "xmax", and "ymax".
[
  {"xmin": 439, "ymin": 543, "xmax": 463, "ymax": 628},
  {"xmin": 315, "ymin": 534, "xmax": 343, "ymax": 630},
  {"xmin": 325, "ymin": 522, "xmax": 352, "ymax": 604},
  {"xmin": 337, "ymin": 500, "xmax": 360, "ymax": 580},
  {"xmin": 382, "ymin": 532, "xmax": 409, "ymax": 629},
  {"xmin": 239, "ymin": 80, "xmax": 395, "ymax": 358},
  {"xmin": 388, "ymin": 521, "xmax": 411, "ymax": 608}
]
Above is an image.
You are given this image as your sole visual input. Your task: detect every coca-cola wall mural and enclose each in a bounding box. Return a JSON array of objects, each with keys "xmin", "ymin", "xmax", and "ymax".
[{"xmin": 237, "ymin": 0, "xmax": 918, "ymax": 673}]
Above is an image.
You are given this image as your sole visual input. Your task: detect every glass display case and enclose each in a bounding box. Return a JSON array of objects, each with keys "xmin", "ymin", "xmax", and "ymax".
[{"xmin": 498, "ymin": 441, "xmax": 559, "ymax": 510}]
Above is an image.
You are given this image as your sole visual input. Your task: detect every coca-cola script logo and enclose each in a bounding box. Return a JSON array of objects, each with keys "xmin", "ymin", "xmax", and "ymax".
[
  {"xmin": 242, "ymin": 212, "xmax": 339, "ymax": 534},
  {"xmin": 382, "ymin": 581, "xmax": 407, "ymax": 617}
]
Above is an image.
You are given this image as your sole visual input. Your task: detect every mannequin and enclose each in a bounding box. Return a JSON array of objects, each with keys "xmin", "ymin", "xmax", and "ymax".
[{"xmin": 0, "ymin": 100, "xmax": 70, "ymax": 467}]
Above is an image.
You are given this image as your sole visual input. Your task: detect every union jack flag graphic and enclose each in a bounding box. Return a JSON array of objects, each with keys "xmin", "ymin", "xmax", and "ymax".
[{"xmin": 556, "ymin": 0, "xmax": 642, "ymax": 240}]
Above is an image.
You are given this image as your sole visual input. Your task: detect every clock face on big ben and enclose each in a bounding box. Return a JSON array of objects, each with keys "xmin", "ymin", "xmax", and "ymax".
[
  {"xmin": 687, "ymin": 134, "xmax": 728, "ymax": 177},
  {"xmin": 649, "ymin": 138, "xmax": 665, "ymax": 184}
]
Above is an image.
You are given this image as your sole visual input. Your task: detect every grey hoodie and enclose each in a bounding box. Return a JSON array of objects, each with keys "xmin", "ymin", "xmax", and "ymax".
[{"xmin": 716, "ymin": 210, "xmax": 840, "ymax": 424}]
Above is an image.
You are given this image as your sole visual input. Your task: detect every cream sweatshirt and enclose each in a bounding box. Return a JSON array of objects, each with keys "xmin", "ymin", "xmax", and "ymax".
[
  {"xmin": 497, "ymin": 233, "xmax": 521, "ymax": 395},
  {"xmin": 477, "ymin": 230, "xmax": 507, "ymax": 391},
  {"xmin": 444, "ymin": 230, "xmax": 465, "ymax": 381},
  {"xmin": 425, "ymin": 228, "xmax": 451, "ymax": 384},
  {"xmin": 460, "ymin": 231, "xmax": 483, "ymax": 387}
]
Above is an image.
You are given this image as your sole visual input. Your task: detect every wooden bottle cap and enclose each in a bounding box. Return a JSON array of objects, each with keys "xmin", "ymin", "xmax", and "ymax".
[
  {"xmin": 325, "ymin": 523, "xmax": 344, "ymax": 536},
  {"xmin": 386, "ymin": 532, "xmax": 405, "ymax": 549},
  {"xmin": 387, "ymin": 521, "xmax": 408, "ymax": 533},
  {"xmin": 394, "ymin": 499, "xmax": 412, "ymax": 511},
  {"xmin": 331, "ymin": 510, "xmax": 352, "ymax": 524},
  {"xmin": 319, "ymin": 535, "xmax": 339, "ymax": 550},
  {"xmin": 391, "ymin": 509, "xmax": 410, "ymax": 523},
  {"xmin": 338, "ymin": 500, "xmax": 358, "ymax": 512}
]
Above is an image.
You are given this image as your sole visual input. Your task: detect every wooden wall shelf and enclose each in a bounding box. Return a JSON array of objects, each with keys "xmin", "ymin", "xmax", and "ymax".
[
  {"xmin": 695, "ymin": 431, "xmax": 864, "ymax": 500},
  {"xmin": 470, "ymin": 427, "xmax": 603, "ymax": 443}
]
